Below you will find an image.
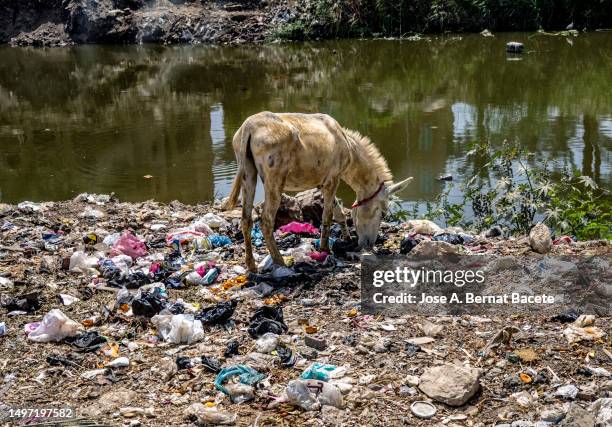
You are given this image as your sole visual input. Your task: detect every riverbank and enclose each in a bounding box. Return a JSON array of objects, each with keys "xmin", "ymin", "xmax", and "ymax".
[
  {"xmin": 0, "ymin": 196, "xmax": 610, "ymax": 425},
  {"xmin": 2, "ymin": 0, "xmax": 611, "ymax": 47}
]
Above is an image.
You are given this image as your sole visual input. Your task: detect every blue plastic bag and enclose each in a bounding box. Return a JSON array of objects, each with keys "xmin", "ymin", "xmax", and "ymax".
[{"xmin": 214, "ymin": 365, "xmax": 265, "ymax": 395}]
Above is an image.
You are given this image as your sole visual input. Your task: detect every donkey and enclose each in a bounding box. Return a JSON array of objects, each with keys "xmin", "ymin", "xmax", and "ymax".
[{"xmin": 222, "ymin": 112, "xmax": 412, "ymax": 272}]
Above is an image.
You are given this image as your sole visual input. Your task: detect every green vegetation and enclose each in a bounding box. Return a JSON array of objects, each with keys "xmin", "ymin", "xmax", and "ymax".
[
  {"xmin": 273, "ymin": 0, "xmax": 612, "ymax": 40},
  {"xmin": 405, "ymin": 141, "xmax": 612, "ymax": 240}
]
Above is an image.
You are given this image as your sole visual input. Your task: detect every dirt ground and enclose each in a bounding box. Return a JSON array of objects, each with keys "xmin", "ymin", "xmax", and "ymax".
[{"xmin": 0, "ymin": 196, "xmax": 610, "ymax": 426}]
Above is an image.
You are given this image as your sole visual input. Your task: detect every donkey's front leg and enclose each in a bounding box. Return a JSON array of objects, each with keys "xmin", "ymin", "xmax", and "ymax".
[
  {"xmin": 261, "ymin": 186, "xmax": 285, "ymax": 267},
  {"xmin": 320, "ymin": 180, "xmax": 339, "ymax": 252}
]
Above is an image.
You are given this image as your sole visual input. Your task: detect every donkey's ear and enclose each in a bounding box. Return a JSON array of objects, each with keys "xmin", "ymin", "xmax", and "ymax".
[{"xmin": 386, "ymin": 177, "xmax": 413, "ymax": 195}]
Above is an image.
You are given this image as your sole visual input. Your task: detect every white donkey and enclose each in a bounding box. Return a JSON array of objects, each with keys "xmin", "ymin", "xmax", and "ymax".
[{"xmin": 223, "ymin": 112, "xmax": 412, "ymax": 272}]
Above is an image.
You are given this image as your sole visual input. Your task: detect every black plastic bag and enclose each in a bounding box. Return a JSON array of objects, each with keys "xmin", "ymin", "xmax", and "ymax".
[
  {"xmin": 551, "ymin": 308, "xmax": 582, "ymax": 323},
  {"xmin": 432, "ymin": 233, "xmax": 464, "ymax": 245},
  {"xmin": 63, "ymin": 331, "xmax": 108, "ymax": 352},
  {"xmin": 131, "ymin": 293, "xmax": 167, "ymax": 317},
  {"xmin": 277, "ymin": 234, "xmax": 301, "ymax": 250},
  {"xmin": 248, "ymin": 305, "xmax": 288, "ymax": 338},
  {"xmin": 2, "ymin": 291, "xmax": 41, "ymax": 313},
  {"xmin": 196, "ymin": 300, "xmax": 237, "ymax": 325},
  {"xmin": 224, "ymin": 340, "xmax": 240, "ymax": 358},
  {"xmin": 331, "ymin": 238, "xmax": 359, "ymax": 257},
  {"xmin": 400, "ymin": 237, "xmax": 421, "ymax": 254},
  {"xmin": 276, "ymin": 346, "xmax": 296, "ymax": 367}
]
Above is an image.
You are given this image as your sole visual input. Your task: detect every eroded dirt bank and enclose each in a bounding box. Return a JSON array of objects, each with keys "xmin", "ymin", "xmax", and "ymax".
[
  {"xmin": 0, "ymin": 196, "xmax": 610, "ymax": 426},
  {"xmin": 1, "ymin": 0, "xmax": 290, "ymax": 47}
]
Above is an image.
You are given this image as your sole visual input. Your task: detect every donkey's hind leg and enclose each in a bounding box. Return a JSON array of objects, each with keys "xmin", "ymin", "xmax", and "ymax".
[
  {"xmin": 261, "ymin": 181, "xmax": 286, "ymax": 267},
  {"xmin": 241, "ymin": 161, "xmax": 258, "ymax": 272}
]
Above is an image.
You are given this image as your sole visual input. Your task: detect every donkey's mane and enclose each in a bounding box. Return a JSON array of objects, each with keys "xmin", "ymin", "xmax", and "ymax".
[{"xmin": 343, "ymin": 128, "xmax": 393, "ymax": 182}]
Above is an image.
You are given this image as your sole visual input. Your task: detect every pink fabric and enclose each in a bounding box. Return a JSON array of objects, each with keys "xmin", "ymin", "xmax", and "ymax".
[
  {"xmin": 309, "ymin": 251, "xmax": 329, "ymax": 262},
  {"xmin": 109, "ymin": 231, "xmax": 148, "ymax": 259},
  {"xmin": 278, "ymin": 221, "xmax": 319, "ymax": 236}
]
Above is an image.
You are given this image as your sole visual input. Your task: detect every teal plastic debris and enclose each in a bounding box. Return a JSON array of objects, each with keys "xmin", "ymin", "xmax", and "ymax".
[
  {"xmin": 251, "ymin": 223, "xmax": 264, "ymax": 247},
  {"xmin": 214, "ymin": 365, "xmax": 265, "ymax": 395},
  {"xmin": 299, "ymin": 362, "xmax": 338, "ymax": 382},
  {"xmin": 208, "ymin": 235, "xmax": 232, "ymax": 248}
]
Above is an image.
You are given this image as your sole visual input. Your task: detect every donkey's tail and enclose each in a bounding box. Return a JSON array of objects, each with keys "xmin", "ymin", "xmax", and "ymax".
[{"xmin": 221, "ymin": 129, "xmax": 251, "ymax": 210}]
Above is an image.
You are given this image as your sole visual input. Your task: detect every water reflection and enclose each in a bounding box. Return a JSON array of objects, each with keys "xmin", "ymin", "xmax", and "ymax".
[{"xmin": 0, "ymin": 34, "xmax": 610, "ymax": 205}]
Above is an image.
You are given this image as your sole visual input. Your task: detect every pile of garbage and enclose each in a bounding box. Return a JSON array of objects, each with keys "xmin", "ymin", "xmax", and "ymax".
[{"xmin": 0, "ymin": 194, "xmax": 609, "ymax": 426}]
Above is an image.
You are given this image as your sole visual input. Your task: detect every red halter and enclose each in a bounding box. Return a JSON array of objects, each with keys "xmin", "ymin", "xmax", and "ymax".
[{"xmin": 351, "ymin": 182, "xmax": 385, "ymax": 209}]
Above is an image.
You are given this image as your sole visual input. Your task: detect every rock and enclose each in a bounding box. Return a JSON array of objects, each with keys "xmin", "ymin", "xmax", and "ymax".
[
  {"xmin": 403, "ymin": 375, "xmax": 420, "ymax": 386},
  {"xmin": 297, "ymin": 346, "xmax": 318, "ymax": 360},
  {"xmin": 412, "ymin": 240, "xmax": 458, "ymax": 257},
  {"xmin": 304, "ymin": 335, "xmax": 328, "ymax": 351},
  {"xmin": 65, "ymin": 0, "xmax": 138, "ymax": 43},
  {"xmin": 529, "ymin": 223, "xmax": 552, "ymax": 254},
  {"xmin": 590, "ymin": 398, "xmax": 612, "ymax": 427},
  {"xmin": 506, "ymin": 41, "xmax": 524, "ymax": 53},
  {"xmin": 560, "ymin": 402, "xmax": 594, "ymax": 426},
  {"xmin": 405, "ymin": 219, "xmax": 442, "ymax": 235},
  {"xmin": 418, "ymin": 364, "xmax": 481, "ymax": 406}
]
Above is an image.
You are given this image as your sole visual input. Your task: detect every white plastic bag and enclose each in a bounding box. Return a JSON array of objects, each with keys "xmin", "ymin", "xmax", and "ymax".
[
  {"xmin": 151, "ymin": 314, "xmax": 204, "ymax": 344},
  {"xmin": 69, "ymin": 251, "xmax": 99, "ymax": 273},
  {"xmin": 27, "ymin": 309, "xmax": 81, "ymax": 342}
]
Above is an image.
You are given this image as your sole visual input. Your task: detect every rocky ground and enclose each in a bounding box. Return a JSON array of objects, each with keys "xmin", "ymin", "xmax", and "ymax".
[
  {"xmin": 0, "ymin": 194, "xmax": 610, "ymax": 426},
  {"xmin": 1, "ymin": 0, "xmax": 297, "ymax": 47}
]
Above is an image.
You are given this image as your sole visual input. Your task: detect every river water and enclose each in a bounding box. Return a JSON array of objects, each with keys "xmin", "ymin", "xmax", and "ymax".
[{"xmin": 0, "ymin": 33, "xmax": 610, "ymax": 207}]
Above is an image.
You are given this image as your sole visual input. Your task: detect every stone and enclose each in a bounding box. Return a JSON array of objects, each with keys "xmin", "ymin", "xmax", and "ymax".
[
  {"xmin": 412, "ymin": 240, "xmax": 458, "ymax": 257},
  {"xmin": 94, "ymin": 388, "xmax": 137, "ymax": 415},
  {"xmin": 304, "ymin": 335, "xmax": 328, "ymax": 351},
  {"xmin": 529, "ymin": 223, "xmax": 552, "ymax": 254},
  {"xmin": 560, "ymin": 402, "xmax": 594, "ymax": 427},
  {"xmin": 418, "ymin": 364, "xmax": 481, "ymax": 406},
  {"xmin": 297, "ymin": 345, "xmax": 318, "ymax": 360}
]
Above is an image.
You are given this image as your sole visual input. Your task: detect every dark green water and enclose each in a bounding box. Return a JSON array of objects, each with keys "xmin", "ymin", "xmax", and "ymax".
[{"xmin": 0, "ymin": 33, "xmax": 610, "ymax": 206}]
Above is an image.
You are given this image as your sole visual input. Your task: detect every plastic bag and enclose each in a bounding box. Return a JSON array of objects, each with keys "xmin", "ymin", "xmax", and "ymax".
[
  {"xmin": 214, "ymin": 365, "xmax": 265, "ymax": 395},
  {"xmin": 286, "ymin": 379, "xmax": 343, "ymax": 411},
  {"xmin": 400, "ymin": 236, "xmax": 422, "ymax": 254},
  {"xmin": 194, "ymin": 213, "xmax": 230, "ymax": 229},
  {"xmin": 255, "ymin": 333, "xmax": 279, "ymax": 353},
  {"xmin": 109, "ymin": 231, "xmax": 147, "ymax": 259},
  {"xmin": 226, "ymin": 383, "xmax": 255, "ymax": 404},
  {"xmin": 27, "ymin": 309, "xmax": 81, "ymax": 343},
  {"xmin": 208, "ymin": 235, "xmax": 232, "ymax": 248},
  {"xmin": 63, "ymin": 331, "xmax": 108, "ymax": 352},
  {"xmin": 251, "ymin": 223, "xmax": 264, "ymax": 247},
  {"xmin": 69, "ymin": 251, "xmax": 99, "ymax": 273},
  {"xmin": 248, "ymin": 305, "xmax": 288, "ymax": 338},
  {"xmin": 151, "ymin": 314, "xmax": 204, "ymax": 344},
  {"xmin": 132, "ymin": 292, "xmax": 167, "ymax": 317},
  {"xmin": 309, "ymin": 251, "xmax": 329, "ymax": 262},
  {"xmin": 300, "ymin": 362, "xmax": 347, "ymax": 382},
  {"xmin": 278, "ymin": 222, "xmax": 319, "ymax": 236},
  {"xmin": 196, "ymin": 300, "xmax": 237, "ymax": 325}
]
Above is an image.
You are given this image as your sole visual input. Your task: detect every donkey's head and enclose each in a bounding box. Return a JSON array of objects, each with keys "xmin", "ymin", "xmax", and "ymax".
[{"xmin": 352, "ymin": 177, "xmax": 413, "ymax": 250}]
